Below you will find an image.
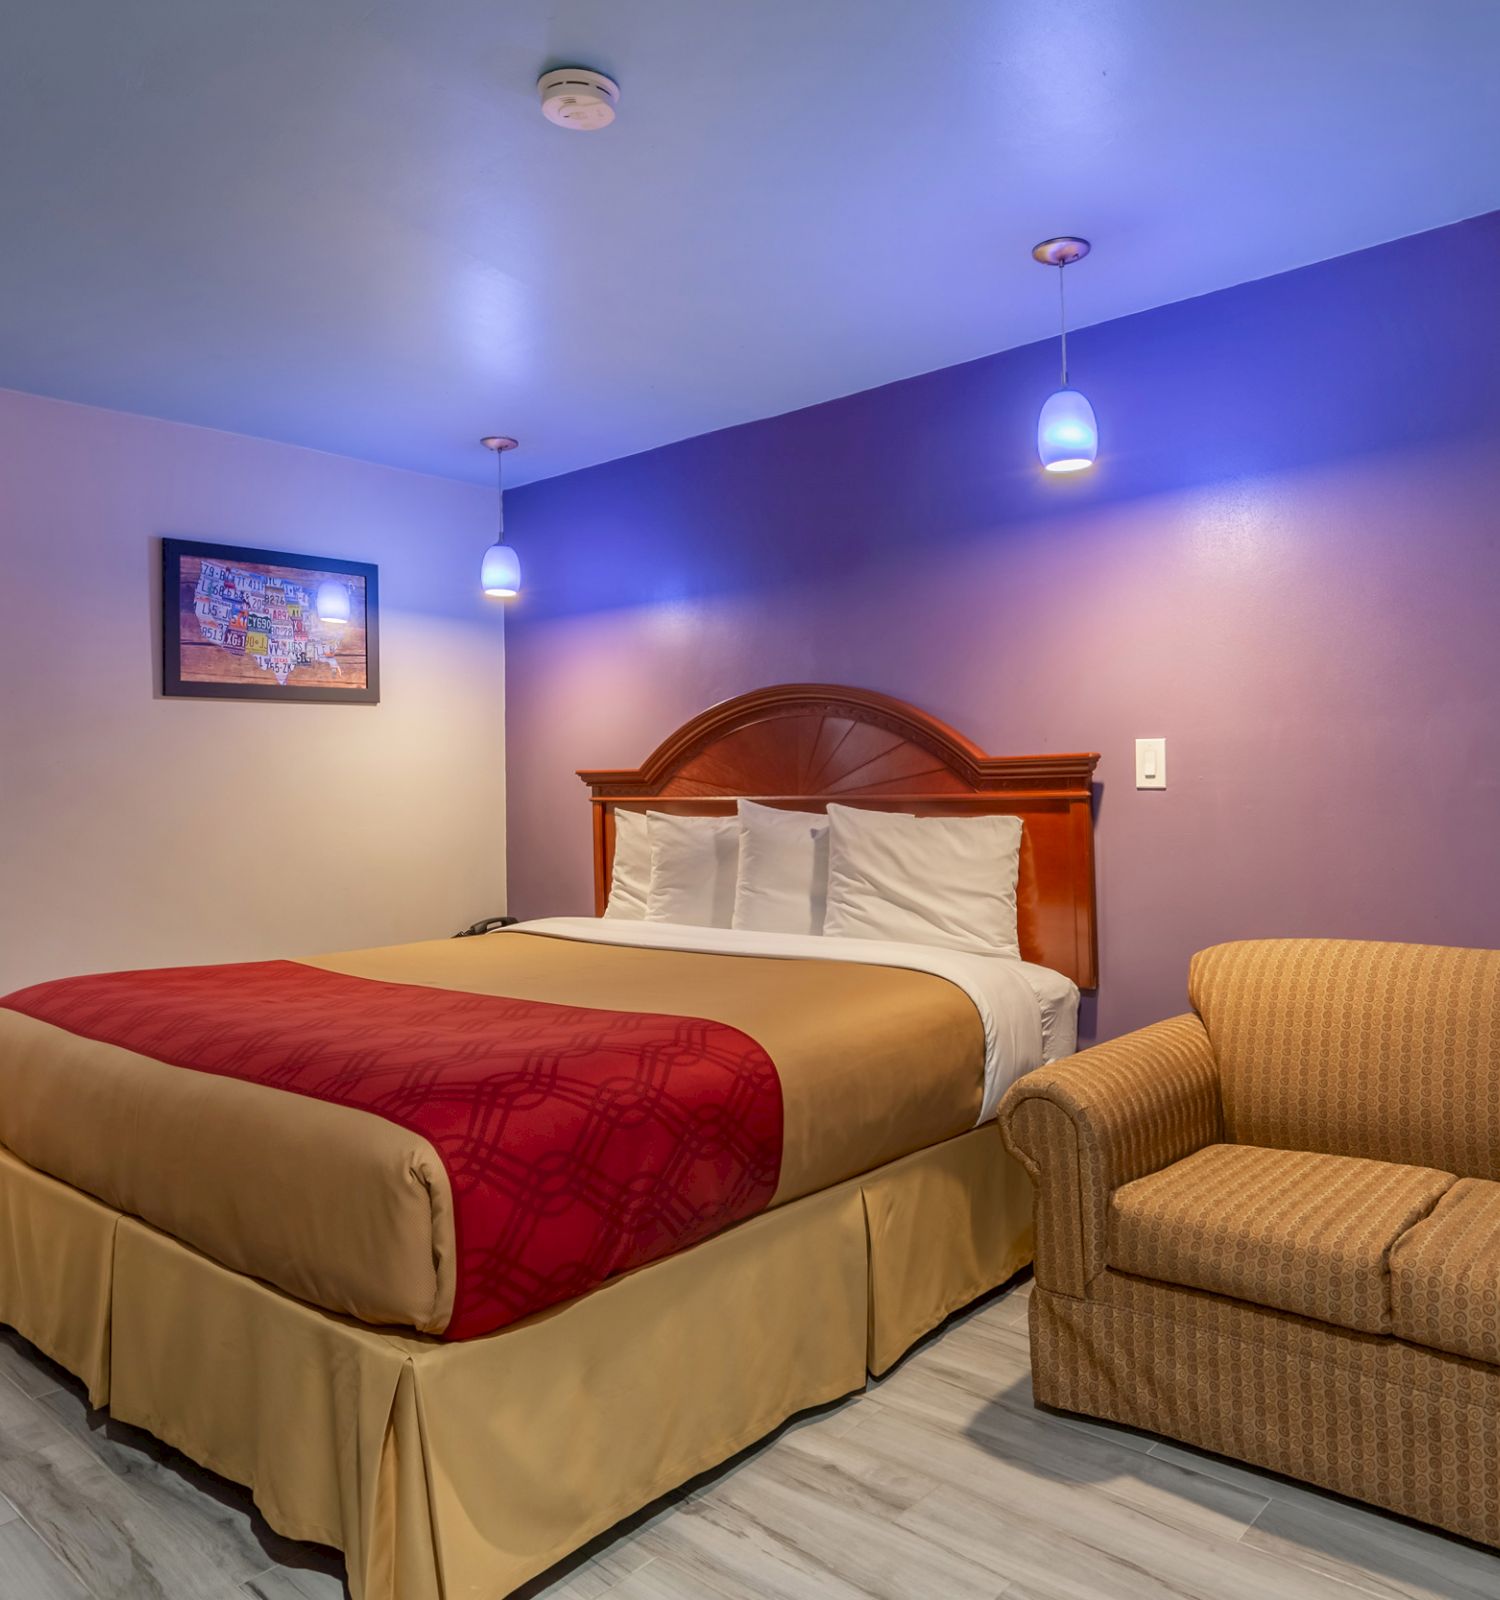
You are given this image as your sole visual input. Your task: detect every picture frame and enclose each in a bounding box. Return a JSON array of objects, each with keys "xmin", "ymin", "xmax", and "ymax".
[{"xmin": 161, "ymin": 538, "xmax": 380, "ymax": 705}]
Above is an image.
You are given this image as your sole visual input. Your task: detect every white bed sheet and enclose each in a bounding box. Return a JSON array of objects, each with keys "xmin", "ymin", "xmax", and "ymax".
[{"xmin": 507, "ymin": 917, "xmax": 1078, "ymax": 1123}]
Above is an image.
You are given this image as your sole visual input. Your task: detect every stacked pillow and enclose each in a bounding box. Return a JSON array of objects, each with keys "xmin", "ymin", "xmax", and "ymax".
[
  {"xmin": 821, "ymin": 805, "xmax": 1021, "ymax": 958},
  {"xmin": 602, "ymin": 809, "xmax": 651, "ymax": 919},
  {"xmin": 602, "ymin": 809, "xmax": 743, "ymax": 927},
  {"xmin": 732, "ymin": 799, "xmax": 830, "ymax": 935},
  {"xmin": 645, "ymin": 812, "xmax": 739, "ymax": 927},
  {"xmin": 604, "ymin": 801, "xmax": 1023, "ymax": 958}
]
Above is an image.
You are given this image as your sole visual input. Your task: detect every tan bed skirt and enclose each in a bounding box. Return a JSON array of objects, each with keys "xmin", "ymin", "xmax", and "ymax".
[{"xmin": 0, "ymin": 1127, "xmax": 1031, "ymax": 1600}]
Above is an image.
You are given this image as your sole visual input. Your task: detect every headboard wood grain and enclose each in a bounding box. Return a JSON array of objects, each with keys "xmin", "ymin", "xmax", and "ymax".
[{"xmin": 578, "ymin": 684, "xmax": 1100, "ymax": 987}]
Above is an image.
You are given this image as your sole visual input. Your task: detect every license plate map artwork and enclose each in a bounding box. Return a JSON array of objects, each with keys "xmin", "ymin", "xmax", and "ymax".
[
  {"xmin": 162, "ymin": 539, "xmax": 379, "ymax": 704},
  {"xmin": 191, "ymin": 560, "xmax": 350, "ymax": 686}
]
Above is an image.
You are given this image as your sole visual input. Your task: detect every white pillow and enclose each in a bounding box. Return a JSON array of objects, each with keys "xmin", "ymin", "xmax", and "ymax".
[
  {"xmin": 732, "ymin": 799, "xmax": 830, "ymax": 936},
  {"xmin": 602, "ymin": 808, "xmax": 650, "ymax": 920},
  {"xmin": 821, "ymin": 805, "xmax": 1022, "ymax": 957},
  {"xmin": 645, "ymin": 813, "xmax": 739, "ymax": 927}
]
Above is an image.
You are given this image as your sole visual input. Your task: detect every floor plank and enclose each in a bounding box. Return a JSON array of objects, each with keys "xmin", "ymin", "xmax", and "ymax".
[
  {"xmin": 40, "ymin": 1383, "xmax": 305, "ymax": 1588},
  {"xmin": 0, "ymin": 1369, "xmax": 262, "ymax": 1600},
  {"xmin": 808, "ymin": 1398, "xmax": 1271, "ymax": 1547},
  {"xmin": 603, "ymin": 1549, "xmax": 769, "ymax": 1600},
  {"xmin": 1242, "ymin": 1491, "xmax": 1500, "ymax": 1600},
  {"xmin": 2, "ymin": 1284, "xmax": 1499, "ymax": 1600},
  {"xmin": 0, "ymin": 1329, "xmax": 67, "ymax": 1401},
  {"xmin": 676, "ymin": 1437, "xmax": 1004, "ymax": 1600},
  {"xmin": 241, "ymin": 1565, "xmax": 346, "ymax": 1600},
  {"xmin": 900, "ymin": 1480, "xmax": 1375, "ymax": 1600},
  {"xmin": 1152, "ymin": 1428, "xmax": 1500, "ymax": 1599},
  {"xmin": 0, "ymin": 1520, "xmax": 93, "ymax": 1600}
]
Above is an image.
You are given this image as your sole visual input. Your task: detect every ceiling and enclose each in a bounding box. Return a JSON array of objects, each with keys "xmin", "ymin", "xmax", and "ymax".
[{"xmin": 3, "ymin": 1, "xmax": 1498, "ymax": 487}]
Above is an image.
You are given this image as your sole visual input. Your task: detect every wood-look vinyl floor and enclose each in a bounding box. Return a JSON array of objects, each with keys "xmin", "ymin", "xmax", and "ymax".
[{"xmin": 2, "ymin": 1277, "xmax": 1498, "ymax": 1600}]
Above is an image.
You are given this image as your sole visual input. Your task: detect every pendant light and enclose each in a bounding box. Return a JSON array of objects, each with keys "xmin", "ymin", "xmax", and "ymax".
[
  {"xmin": 1032, "ymin": 237, "xmax": 1097, "ymax": 473},
  {"xmin": 479, "ymin": 435, "xmax": 521, "ymax": 597}
]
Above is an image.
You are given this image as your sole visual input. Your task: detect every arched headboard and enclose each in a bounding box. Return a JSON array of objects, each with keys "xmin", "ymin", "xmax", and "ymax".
[{"xmin": 577, "ymin": 684, "xmax": 1100, "ymax": 987}]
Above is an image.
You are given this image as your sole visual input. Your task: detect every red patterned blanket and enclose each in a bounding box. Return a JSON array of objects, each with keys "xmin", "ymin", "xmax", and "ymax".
[{"xmin": 2, "ymin": 960, "xmax": 784, "ymax": 1339}]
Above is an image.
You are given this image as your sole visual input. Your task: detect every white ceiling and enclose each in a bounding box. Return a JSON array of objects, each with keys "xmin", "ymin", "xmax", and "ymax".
[{"xmin": 3, "ymin": 0, "xmax": 1498, "ymax": 486}]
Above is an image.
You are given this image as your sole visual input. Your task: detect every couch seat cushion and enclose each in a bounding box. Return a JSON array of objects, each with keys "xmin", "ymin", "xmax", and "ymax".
[
  {"xmin": 1109, "ymin": 1144, "xmax": 1454, "ymax": 1334},
  {"xmin": 1390, "ymin": 1177, "xmax": 1500, "ymax": 1363}
]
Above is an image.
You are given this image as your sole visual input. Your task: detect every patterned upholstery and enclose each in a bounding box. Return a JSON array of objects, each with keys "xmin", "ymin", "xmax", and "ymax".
[
  {"xmin": 999, "ymin": 1013, "xmax": 1222, "ymax": 1296},
  {"xmin": 1190, "ymin": 939, "xmax": 1500, "ymax": 1177},
  {"xmin": 1109, "ymin": 1144, "xmax": 1454, "ymax": 1334},
  {"xmin": 1007, "ymin": 936, "xmax": 1500, "ymax": 1546},
  {"xmin": 1391, "ymin": 1177, "xmax": 1500, "ymax": 1364},
  {"xmin": 1032, "ymin": 1275, "xmax": 1500, "ymax": 1550}
]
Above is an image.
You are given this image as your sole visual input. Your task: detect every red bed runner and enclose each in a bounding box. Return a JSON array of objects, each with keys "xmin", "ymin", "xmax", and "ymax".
[{"xmin": 2, "ymin": 960, "xmax": 784, "ymax": 1339}]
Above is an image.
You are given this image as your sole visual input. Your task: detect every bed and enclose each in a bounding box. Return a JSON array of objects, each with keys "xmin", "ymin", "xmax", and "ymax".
[{"xmin": 0, "ymin": 683, "xmax": 1098, "ymax": 1600}]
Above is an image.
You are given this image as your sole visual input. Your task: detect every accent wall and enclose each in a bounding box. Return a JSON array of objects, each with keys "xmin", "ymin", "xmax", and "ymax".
[
  {"xmin": 504, "ymin": 211, "xmax": 1500, "ymax": 1042},
  {"xmin": 0, "ymin": 389, "xmax": 504, "ymax": 992}
]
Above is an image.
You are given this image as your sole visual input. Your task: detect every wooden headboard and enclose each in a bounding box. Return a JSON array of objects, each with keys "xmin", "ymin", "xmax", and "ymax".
[{"xmin": 577, "ymin": 684, "xmax": 1101, "ymax": 987}]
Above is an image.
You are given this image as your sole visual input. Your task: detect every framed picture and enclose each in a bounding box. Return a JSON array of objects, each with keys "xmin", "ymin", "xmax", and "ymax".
[{"xmin": 161, "ymin": 538, "xmax": 379, "ymax": 704}]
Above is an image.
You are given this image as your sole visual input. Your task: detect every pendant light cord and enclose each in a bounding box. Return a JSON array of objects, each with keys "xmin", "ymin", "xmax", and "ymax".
[
  {"xmin": 1059, "ymin": 264, "xmax": 1068, "ymax": 388},
  {"xmin": 495, "ymin": 444, "xmax": 505, "ymax": 535}
]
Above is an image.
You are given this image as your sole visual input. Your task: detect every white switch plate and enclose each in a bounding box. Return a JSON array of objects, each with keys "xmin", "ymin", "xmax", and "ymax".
[{"xmin": 1135, "ymin": 737, "xmax": 1167, "ymax": 789}]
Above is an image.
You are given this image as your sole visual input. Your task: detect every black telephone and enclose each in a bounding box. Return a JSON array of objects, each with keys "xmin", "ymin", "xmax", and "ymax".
[{"xmin": 452, "ymin": 916, "xmax": 519, "ymax": 939}]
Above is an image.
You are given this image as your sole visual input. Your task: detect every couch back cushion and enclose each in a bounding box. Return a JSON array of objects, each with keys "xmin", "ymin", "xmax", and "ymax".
[{"xmin": 1189, "ymin": 939, "xmax": 1500, "ymax": 1178}]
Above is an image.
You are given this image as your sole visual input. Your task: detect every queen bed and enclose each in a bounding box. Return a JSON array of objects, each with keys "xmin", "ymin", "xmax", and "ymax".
[{"xmin": 0, "ymin": 684, "xmax": 1098, "ymax": 1600}]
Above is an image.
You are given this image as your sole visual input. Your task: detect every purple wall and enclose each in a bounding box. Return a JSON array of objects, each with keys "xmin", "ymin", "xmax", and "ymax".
[{"xmin": 505, "ymin": 213, "xmax": 1500, "ymax": 1042}]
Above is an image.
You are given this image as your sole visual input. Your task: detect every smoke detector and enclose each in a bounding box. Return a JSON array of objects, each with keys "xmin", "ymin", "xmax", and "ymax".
[{"xmin": 537, "ymin": 67, "xmax": 620, "ymax": 131}]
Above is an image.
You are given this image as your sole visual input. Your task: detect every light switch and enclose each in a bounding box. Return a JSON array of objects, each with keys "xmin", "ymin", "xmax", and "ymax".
[{"xmin": 1135, "ymin": 737, "xmax": 1167, "ymax": 789}]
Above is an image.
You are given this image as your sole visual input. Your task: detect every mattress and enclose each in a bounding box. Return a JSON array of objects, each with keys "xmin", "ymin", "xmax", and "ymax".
[
  {"xmin": 0, "ymin": 921, "xmax": 1059, "ymax": 1338},
  {"xmin": 505, "ymin": 918, "xmax": 1078, "ymax": 1114}
]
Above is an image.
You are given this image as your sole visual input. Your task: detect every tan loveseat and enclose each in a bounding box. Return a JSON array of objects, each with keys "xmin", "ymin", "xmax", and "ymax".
[{"xmin": 999, "ymin": 937, "xmax": 1500, "ymax": 1545}]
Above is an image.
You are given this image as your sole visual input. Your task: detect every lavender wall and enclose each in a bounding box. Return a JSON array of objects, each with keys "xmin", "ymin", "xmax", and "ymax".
[
  {"xmin": 505, "ymin": 213, "xmax": 1500, "ymax": 1041},
  {"xmin": 0, "ymin": 389, "xmax": 503, "ymax": 992}
]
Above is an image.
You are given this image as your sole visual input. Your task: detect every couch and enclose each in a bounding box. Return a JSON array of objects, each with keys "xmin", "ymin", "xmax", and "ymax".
[{"xmin": 999, "ymin": 937, "xmax": 1500, "ymax": 1544}]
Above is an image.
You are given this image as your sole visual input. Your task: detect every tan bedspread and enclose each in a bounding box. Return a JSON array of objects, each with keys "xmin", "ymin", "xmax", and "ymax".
[{"xmin": 0, "ymin": 932, "xmax": 982, "ymax": 1334}]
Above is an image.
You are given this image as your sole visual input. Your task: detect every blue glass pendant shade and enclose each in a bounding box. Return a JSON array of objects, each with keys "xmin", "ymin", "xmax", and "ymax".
[
  {"xmin": 1037, "ymin": 387, "xmax": 1098, "ymax": 472},
  {"xmin": 481, "ymin": 541, "xmax": 522, "ymax": 597}
]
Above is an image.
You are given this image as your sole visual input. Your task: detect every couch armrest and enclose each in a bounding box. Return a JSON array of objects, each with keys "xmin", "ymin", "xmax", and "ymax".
[{"xmin": 999, "ymin": 1013, "xmax": 1223, "ymax": 1297}]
